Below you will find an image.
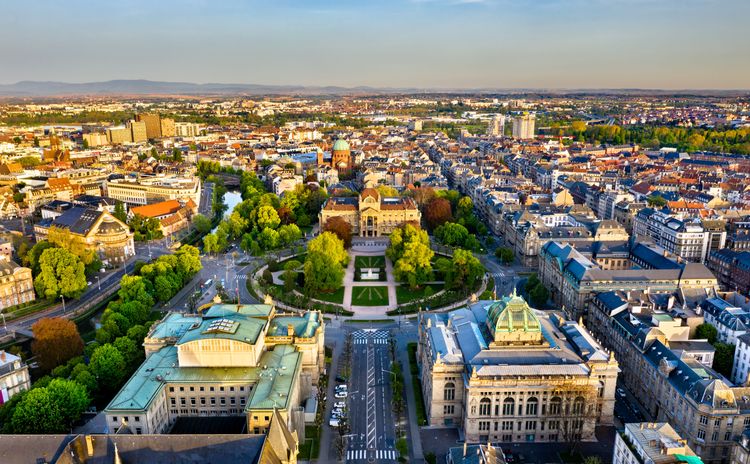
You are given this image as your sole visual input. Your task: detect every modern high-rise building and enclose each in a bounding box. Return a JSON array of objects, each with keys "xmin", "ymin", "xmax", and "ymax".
[
  {"xmin": 487, "ymin": 114, "xmax": 506, "ymax": 136},
  {"xmin": 512, "ymin": 113, "xmax": 535, "ymax": 139},
  {"xmin": 160, "ymin": 117, "xmax": 176, "ymax": 137},
  {"xmin": 129, "ymin": 121, "xmax": 148, "ymax": 143},
  {"xmin": 136, "ymin": 113, "xmax": 163, "ymax": 139}
]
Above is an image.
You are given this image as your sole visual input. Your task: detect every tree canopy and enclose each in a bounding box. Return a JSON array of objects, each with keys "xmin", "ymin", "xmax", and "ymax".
[
  {"xmin": 31, "ymin": 318, "xmax": 84, "ymax": 372},
  {"xmin": 34, "ymin": 247, "xmax": 87, "ymax": 299}
]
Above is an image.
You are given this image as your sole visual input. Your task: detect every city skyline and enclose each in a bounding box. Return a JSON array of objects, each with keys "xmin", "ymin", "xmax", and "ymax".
[{"xmin": 1, "ymin": 0, "xmax": 749, "ymax": 90}]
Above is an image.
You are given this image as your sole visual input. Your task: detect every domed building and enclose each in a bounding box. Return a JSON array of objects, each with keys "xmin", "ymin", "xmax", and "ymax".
[
  {"xmin": 34, "ymin": 206, "xmax": 135, "ymax": 267},
  {"xmin": 330, "ymin": 138, "xmax": 352, "ymax": 173},
  {"xmin": 416, "ymin": 292, "xmax": 619, "ymax": 443}
]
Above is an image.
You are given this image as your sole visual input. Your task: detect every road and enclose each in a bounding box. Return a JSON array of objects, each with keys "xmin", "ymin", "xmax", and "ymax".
[
  {"xmin": 0, "ymin": 242, "xmax": 170, "ymax": 342},
  {"xmin": 199, "ymin": 182, "xmax": 214, "ymax": 216},
  {"xmin": 480, "ymin": 254, "xmax": 520, "ymax": 298},
  {"xmin": 346, "ymin": 328, "xmax": 398, "ymax": 463}
]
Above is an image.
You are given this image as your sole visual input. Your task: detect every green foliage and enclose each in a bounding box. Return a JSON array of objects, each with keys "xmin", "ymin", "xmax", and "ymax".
[
  {"xmin": 495, "ymin": 247, "xmax": 515, "ymax": 264},
  {"xmin": 647, "ymin": 195, "xmax": 668, "ymax": 208},
  {"xmin": 10, "ymin": 379, "xmax": 89, "ymax": 433},
  {"xmin": 192, "ymin": 213, "xmax": 212, "ymax": 234},
  {"xmin": 23, "ymin": 240, "xmax": 55, "ymax": 275},
  {"xmin": 695, "ymin": 323, "xmax": 718, "ymax": 344},
  {"xmin": 388, "ymin": 225, "xmax": 434, "ymax": 289},
  {"xmin": 308, "ymin": 232, "xmax": 348, "ymax": 266},
  {"xmin": 440, "ymin": 249, "xmax": 485, "ymax": 292},
  {"xmin": 113, "ymin": 201, "xmax": 128, "ymax": 223},
  {"xmin": 713, "ymin": 343, "xmax": 735, "ymax": 377},
  {"xmin": 278, "ymin": 223, "xmax": 303, "ymax": 246},
  {"xmin": 89, "ymin": 344, "xmax": 127, "ymax": 392},
  {"xmin": 304, "ymin": 252, "xmax": 344, "ymax": 295},
  {"xmin": 34, "ymin": 247, "xmax": 87, "ymax": 299},
  {"xmin": 128, "ymin": 214, "xmax": 164, "ymax": 241}
]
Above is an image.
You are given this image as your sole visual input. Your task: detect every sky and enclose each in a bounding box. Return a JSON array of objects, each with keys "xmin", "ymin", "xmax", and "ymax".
[{"xmin": 1, "ymin": 0, "xmax": 748, "ymax": 89}]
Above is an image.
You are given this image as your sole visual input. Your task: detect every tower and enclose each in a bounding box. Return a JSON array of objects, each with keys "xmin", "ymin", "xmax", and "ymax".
[{"xmin": 331, "ymin": 138, "xmax": 351, "ymax": 172}]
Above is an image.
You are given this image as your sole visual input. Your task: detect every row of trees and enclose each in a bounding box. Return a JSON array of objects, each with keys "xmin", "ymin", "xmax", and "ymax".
[
  {"xmin": 418, "ymin": 189, "xmax": 487, "ymax": 238},
  {"xmin": 0, "ymin": 245, "xmax": 203, "ymax": 433}
]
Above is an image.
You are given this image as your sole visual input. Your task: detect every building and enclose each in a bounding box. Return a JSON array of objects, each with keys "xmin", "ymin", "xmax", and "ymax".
[
  {"xmin": 488, "ymin": 114, "xmax": 506, "ymax": 137},
  {"xmin": 417, "ymin": 293, "xmax": 619, "ymax": 444},
  {"xmin": 447, "ymin": 443, "xmax": 507, "ymax": 464},
  {"xmin": 0, "ymin": 259, "xmax": 35, "ymax": 311},
  {"xmin": 105, "ymin": 304, "xmax": 324, "ymax": 439},
  {"xmin": 174, "ymin": 122, "xmax": 201, "ymax": 137},
  {"xmin": 130, "ymin": 199, "xmax": 198, "ymax": 237},
  {"xmin": 106, "ymin": 126, "xmax": 131, "ymax": 145},
  {"xmin": 136, "ymin": 113, "xmax": 163, "ymax": 139},
  {"xmin": 512, "ymin": 113, "xmax": 535, "ymax": 140},
  {"xmin": 34, "ymin": 206, "xmax": 135, "ymax": 266},
  {"xmin": 732, "ymin": 430, "xmax": 750, "ymax": 464},
  {"xmin": 614, "ymin": 422, "xmax": 702, "ymax": 464},
  {"xmin": 0, "ymin": 350, "xmax": 31, "ymax": 403},
  {"xmin": 105, "ymin": 176, "xmax": 201, "ymax": 206},
  {"xmin": 0, "ymin": 425, "xmax": 297, "ymax": 464},
  {"xmin": 633, "ymin": 209, "xmax": 725, "ymax": 263},
  {"xmin": 316, "ymin": 138, "xmax": 353, "ymax": 173},
  {"xmin": 129, "ymin": 120, "xmax": 147, "ymax": 143},
  {"xmin": 82, "ymin": 132, "xmax": 108, "ymax": 147},
  {"xmin": 319, "ymin": 188, "xmax": 421, "ymax": 237}
]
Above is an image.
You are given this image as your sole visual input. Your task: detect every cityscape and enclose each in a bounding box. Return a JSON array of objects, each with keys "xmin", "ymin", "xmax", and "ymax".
[{"xmin": 1, "ymin": 1, "xmax": 750, "ymax": 464}]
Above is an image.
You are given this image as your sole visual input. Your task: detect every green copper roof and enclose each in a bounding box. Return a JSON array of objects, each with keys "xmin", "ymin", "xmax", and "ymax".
[
  {"xmin": 268, "ymin": 312, "xmax": 321, "ymax": 338},
  {"xmin": 246, "ymin": 345, "xmax": 301, "ymax": 410},
  {"xmin": 332, "ymin": 139, "xmax": 350, "ymax": 151},
  {"xmin": 486, "ymin": 293, "xmax": 541, "ymax": 334},
  {"xmin": 178, "ymin": 304, "xmax": 275, "ymax": 346}
]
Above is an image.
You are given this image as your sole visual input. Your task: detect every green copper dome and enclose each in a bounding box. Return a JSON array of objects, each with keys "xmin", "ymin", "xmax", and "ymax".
[{"xmin": 332, "ymin": 139, "xmax": 350, "ymax": 152}]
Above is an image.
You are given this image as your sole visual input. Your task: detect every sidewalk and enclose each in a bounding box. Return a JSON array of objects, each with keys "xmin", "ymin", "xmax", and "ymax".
[{"xmin": 397, "ymin": 334, "xmax": 425, "ymax": 463}]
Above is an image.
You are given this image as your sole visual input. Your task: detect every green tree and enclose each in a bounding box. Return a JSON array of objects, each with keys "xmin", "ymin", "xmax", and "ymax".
[
  {"xmin": 530, "ymin": 283, "xmax": 550, "ymax": 307},
  {"xmin": 114, "ymin": 336, "xmax": 144, "ymax": 371},
  {"xmin": 34, "ymin": 247, "xmax": 87, "ymax": 299},
  {"xmin": 435, "ymin": 222, "xmax": 469, "ymax": 247},
  {"xmin": 118, "ymin": 275, "xmax": 155, "ymax": 308},
  {"xmin": 713, "ymin": 343, "xmax": 735, "ymax": 377},
  {"xmin": 442, "ymin": 249, "xmax": 484, "ymax": 292},
  {"xmin": 46, "ymin": 378, "xmax": 90, "ymax": 429},
  {"xmin": 282, "ymin": 269, "xmax": 297, "ymax": 292},
  {"xmin": 456, "ymin": 196, "xmax": 474, "ymax": 219},
  {"xmin": 495, "ymin": 247, "xmax": 515, "ymax": 264},
  {"xmin": 695, "ymin": 323, "xmax": 718, "ymax": 344},
  {"xmin": 256, "ymin": 205, "xmax": 281, "ymax": 230},
  {"xmin": 647, "ymin": 195, "xmax": 668, "ymax": 208},
  {"xmin": 23, "ymin": 240, "xmax": 55, "ymax": 275},
  {"xmin": 308, "ymin": 232, "xmax": 348, "ymax": 266},
  {"xmin": 113, "ymin": 201, "xmax": 128, "ymax": 223},
  {"xmin": 258, "ymin": 227, "xmax": 280, "ymax": 250},
  {"xmin": 278, "ymin": 223, "xmax": 303, "ymax": 246},
  {"xmin": 89, "ymin": 344, "xmax": 127, "ymax": 392},
  {"xmin": 393, "ymin": 241, "xmax": 434, "ymax": 289},
  {"xmin": 10, "ymin": 388, "xmax": 63, "ymax": 433},
  {"xmin": 304, "ymin": 252, "xmax": 344, "ymax": 294},
  {"xmin": 128, "ymin": 214, "xmax": 164, "ymax": 241},
  {"xmin": 203, "ymin": 233, "xmax": 221, "ymax": 254},
  {"xmin": 192, "ymin": 213, "xmax": 212, "ymax": 234}
]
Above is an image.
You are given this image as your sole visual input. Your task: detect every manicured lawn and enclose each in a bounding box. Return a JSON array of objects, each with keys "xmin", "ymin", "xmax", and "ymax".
[
  {"xmin": 354, "ymin": 255, "xmax": 385, "ymax": 269},
  {"xmin": 351, "ymin": 286, "xmax": 389, "ymax": 306},
  {"xmin": 299, "ymin": 425, "xmax": 320, "ymax": 459},
  {"xmin": 396, "ymin": 285, "xmax": 433, "ymax": 305},
  {"xmin": 314, "ymin": 287, "xmax": 345, "ymax": 304}
]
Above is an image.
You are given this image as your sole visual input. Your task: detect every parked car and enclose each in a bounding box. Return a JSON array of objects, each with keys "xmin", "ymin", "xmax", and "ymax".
[
  {"xmin": 334, "ymin": 401, "xmax": 346, "ymax": 409},
  {"xmin": 334, "ymin": 391, "xmax": 348, "ymax": 399},
  {"xmin": 617, "ymin": 388, "xmax": 626, "ymax": 398},
  {"xmin": 335, "ymin": 384, "xmax": 347, "ymax": 390},
  {"xmin": 335, "ymin": 376, "xmax": 346, "ymax": 383},
  {"xmin": 332, "ymin": 408, "xmax": 345, "ymax": 418},
  {"xmin": 329, "ymin": 418, "xmax": 340, "ymax": 427}
]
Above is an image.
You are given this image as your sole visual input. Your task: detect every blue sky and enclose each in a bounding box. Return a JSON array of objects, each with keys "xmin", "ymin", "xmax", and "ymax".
[{"xmin": 1, "ymin": 0, "xmax": 748, "ymax": 89}]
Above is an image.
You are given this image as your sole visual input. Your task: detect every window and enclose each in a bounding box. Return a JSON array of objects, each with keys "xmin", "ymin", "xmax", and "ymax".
[
  {"xmin": 525, "ymin": 421, "xmax": 537, "ymax": 431},
  {"xmin": 444, "ymin": 382, "xmax": 455, "ymax": 401},
  {"xmin": 134, "ymin": 417, "xmax": 140, "ymax": 422},
  {"xmin": 502, "ymin": 421, "xmax": 514, "ymax": 431},
  {"xmin": 700, "ymin": 415, "xmax": 708, "ymax": 425},
  {"xmin": 549, "ymin": 397, "xmax": 562, "ymax": 415},
  {"xmin": 503, "ymin": 397, "xmax": 515, "ymax": 415},
  {"xmin": 572, "ymin": 397, "xmax": 585, "ymax": 415},
  {"xmin": 480, "ymin": 398, "xmax": 492, "ymax": 416},
  {"xmin": 698, "ymin": 429, "xmax": 706, "ymax": 440},
  {"xmin": 479, "ymin": 421, "xmax": 490, "ymax": 431},
  {"xmin": 526, "ymin": 397, "xmax": 538, "ymax": 416},
  {"xmin": 444, "ymin": 405, "xmax": 454, "ymax": 415},
  {"xmin": 725, "ymin": 431, "xmax": 732, "ymax": 441}
]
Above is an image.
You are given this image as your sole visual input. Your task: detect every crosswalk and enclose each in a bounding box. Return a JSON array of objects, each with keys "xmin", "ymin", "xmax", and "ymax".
[
  {"xmin": 346, "ymin": 449, "xmax": 398, "ymax": 461},
  {"xmin": 352, "ymin": 329, "xmax": 390, "ymax": 345}
]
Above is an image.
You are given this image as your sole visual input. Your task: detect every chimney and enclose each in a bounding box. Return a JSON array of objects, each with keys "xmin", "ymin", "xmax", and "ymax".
[{"xmin": 85, "ymin": 435, "xmax": 94, "ymax": 457}]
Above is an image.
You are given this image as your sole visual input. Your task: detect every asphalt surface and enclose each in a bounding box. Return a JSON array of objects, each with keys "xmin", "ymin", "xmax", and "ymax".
[{"xmin": 346, "ymin": 328, "xmax": 398, "ymax": 463}]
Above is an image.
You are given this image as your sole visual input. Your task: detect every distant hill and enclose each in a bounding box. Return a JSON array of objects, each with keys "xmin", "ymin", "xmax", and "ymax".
[{"xmin": 0, "ymin": 80, "xmax": 746, "ymax": 97}]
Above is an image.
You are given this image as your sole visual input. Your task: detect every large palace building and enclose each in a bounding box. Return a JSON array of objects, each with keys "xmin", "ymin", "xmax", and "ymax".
[
  {"xmin": 417, "ymin": 293, "xmax": 619, "ymax": 444},
  {"xmin": 105, "ymin": 304, "xmax": 324, "ymax": 441},
  {"xmin": 319, "ymin": 188, "xmax": 421, "ymax": 237}
]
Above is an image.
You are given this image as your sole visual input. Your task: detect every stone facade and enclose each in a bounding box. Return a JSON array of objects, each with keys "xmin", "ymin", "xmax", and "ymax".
[{"xmin": 319, "ymin": 188, "xmax": 421, "ymax": 237}]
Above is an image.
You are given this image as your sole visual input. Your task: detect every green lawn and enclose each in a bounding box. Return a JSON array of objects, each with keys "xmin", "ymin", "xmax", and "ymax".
[
  {"xmin": 396, "ymin": 285, "xmax": 433, "ymax": 305},
  {"xmin": 351, "ymin": 286, "xmax": 390, "ymax": 306},
  {"xmin": 354, "ymin": 255, "xmax": 385, "ymax": 269},
  {"xmin": 314, "ymin": 287, "xmax": 345, "ymax": 304},
  {"xmin": 299, "ymin": 425, "xmax": 320, "ymax": 459}
]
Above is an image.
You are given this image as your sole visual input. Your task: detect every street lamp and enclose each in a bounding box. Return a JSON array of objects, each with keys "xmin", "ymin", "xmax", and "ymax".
[
  {"xmin": 61, "ymin": 294, "xmax": 66, "ymax": 314},
  {"xmin": 96, "ymin": 275, "xmax": 101, "ymax": 291}
]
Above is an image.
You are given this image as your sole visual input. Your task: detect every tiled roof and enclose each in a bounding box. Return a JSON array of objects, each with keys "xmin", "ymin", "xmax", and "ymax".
[{"xmin": 131, "ymin": 199, "xmax": 182, "ymax": 218}]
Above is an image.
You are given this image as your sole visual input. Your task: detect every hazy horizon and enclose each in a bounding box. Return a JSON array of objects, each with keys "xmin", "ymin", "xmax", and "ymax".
[{"xmin": 2, "ymin": 0, "xmax": 749, "ymax": 90}]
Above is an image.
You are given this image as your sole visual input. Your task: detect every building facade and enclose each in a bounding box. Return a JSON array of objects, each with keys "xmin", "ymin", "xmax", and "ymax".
[
  {"xmin": 614, "ymin": 422, "xmax": 701, "ymax": 464},
  {"xmin": 319, "ymin": 188, "xmax": 421, "ymax": 237},
  {"xmin": 0, "ymin": 350, "xmax": 30, "ymax": 402},
  {"xmin": 0, "ymin": 259, "xmax": 35, "ymax": 310},
  {"xmin": 417, "ymin": 294, "xmax": 619, "ymax": 444}
]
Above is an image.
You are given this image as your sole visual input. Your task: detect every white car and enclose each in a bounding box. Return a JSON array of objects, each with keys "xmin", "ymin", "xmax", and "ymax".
[
  {"xmin": 335, "ymin": 384, "xmax": 347, "ymax": 391},
  {"xmin": 334, "ymin": 391, "xmax": 348, "ymax": 399},
  {"xmin": 334, "ymin": 401, "xmax": 346, "ymax": 409},
  {"xmin": 329, "ymin": 418, "xmax": 340, "ymax": 427}
]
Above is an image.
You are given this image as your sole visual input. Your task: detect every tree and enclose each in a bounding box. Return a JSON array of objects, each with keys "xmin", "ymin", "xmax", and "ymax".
[
  {"xmin": 113, "ymin": 201, "xmax": 128, "ymax": 223},
  {"xmin": 10, "ymin": 388, "xmax": 63, "ymax": 433},
  {"xmin": 647, "ymin": 194, "xmax": 667, "ymax": 208},
  {"xmin": 713, "ymin": 342, "xmax": 735, "ymax": 377},
  {"xmin": 308, "ymin": 232, "xmax": 348, "ymax": 266},
  {"xmin": 376, "ymin": 185, "xmax": 399, "ymax": 197},
  {"xmin": 258, "ymin": 227, "xmax": 280, "ymax": 250},
  {"xmin": 23, "ymin": 240, "xmax": 56, "ymax": 275},
  {"xmin": 46, "ymin": 378, "xmax": 90, "ymax": 429},
  {"xmin": 325, "ymin": 217, "xmax": 353, "ymax": 248},
  {"xmin": 278, "ymin": 224, "xmax": 302, "ymax": 246},
  {"xmin": 128, "ymin": 214, "xmax": 164, "ymax": 241},
  {"xmin": 571, "ymin": 121, "xmax": 587, "ymax": 133},
  {"xmin": 495, "ymin": 247, "xmax": 515, "ymax": 264},
  {"xmin": 304, "ymin": 252, "xmax": 344, "ymax": 294},
  {"xmin": 34, "ymin": 247, "xmax": 87, "ymax": 299},
  {"xmin": 89, "ymin": 344, "xmax": 127, "ymax": 392},
  {"xmin": 47, "ymin": 227, "xmax": 101, "ymax": 275},
  {"xmin": 118, "ymin": 275, "xmax": 155, "ymax": 308},
  {"xmin": 435, "ymin": 222, "xmax": 469, "ymax": 247},
  {"xmin": 387, "ymin": 224, "xmax": 429, "ymax": 263},
  {"xmin": 695, "ymin": 323, "xmax": 718, "ymax": 344},
  {"xmin": 31, "ymin": 318, "xmax": 84, "ymax": 372},
  {"xmin": 256, "ymin": 205, "xmax": 281, "ymax": 230},
  {"xmin": 282, "ymin": 268, "xmax": 297, "ymax": 292},
  {"xmin": 203, "ymin": 233, "xmax": 221, "ymax": 254},
  {"xmin": 530, "ymin": 283, "xmax": 550, "ymax": 307},
  {"xmin": 424, "ymin": 197, "xmax": 452, "ymax": 230},
  {"xmin": 442, "ymin": 249, "xmax": 484, "ymax": 292},
  {"xmin": 114, "ymin": 336, "xmax": 144, "ymax": 371},
  {"xmin": 456, "ymin": 196, "xmax": 474, "ymax": 219},
  {"xmin": 393, "ymin": 241, "xmax": 434, "ymax": 289},
  {"xmin": 192, "ymin": 213, "xmax": 212, "ymax": 234}
]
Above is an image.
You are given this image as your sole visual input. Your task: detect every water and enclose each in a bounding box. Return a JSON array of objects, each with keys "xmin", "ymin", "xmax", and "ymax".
[{"xmin": 211, "ymin": 190, "xmax": 242, "ymax": 233}]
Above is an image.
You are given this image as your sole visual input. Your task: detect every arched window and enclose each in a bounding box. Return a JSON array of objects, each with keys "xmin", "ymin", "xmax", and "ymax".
[
  {"xmin": 573, "ymin": 396, "xmax": 585, "ymax": 415},
  {"xmin": 525, "ymin": 397, "xmax": 538, "ymax": 416},
  {"xmin": 549, "ymin": 397, "xmax": 562, "ymax": 415},
  {"xmin": 479, "ymin": 398, "xmax": 491, "ymax": 416},
  {"xmin": 503, "ymin": 397, "xmax": 515, "ymax": 415},
  {"xmin": 444, "ymin": 382, "xmax": 455, "ymax": 401}
]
